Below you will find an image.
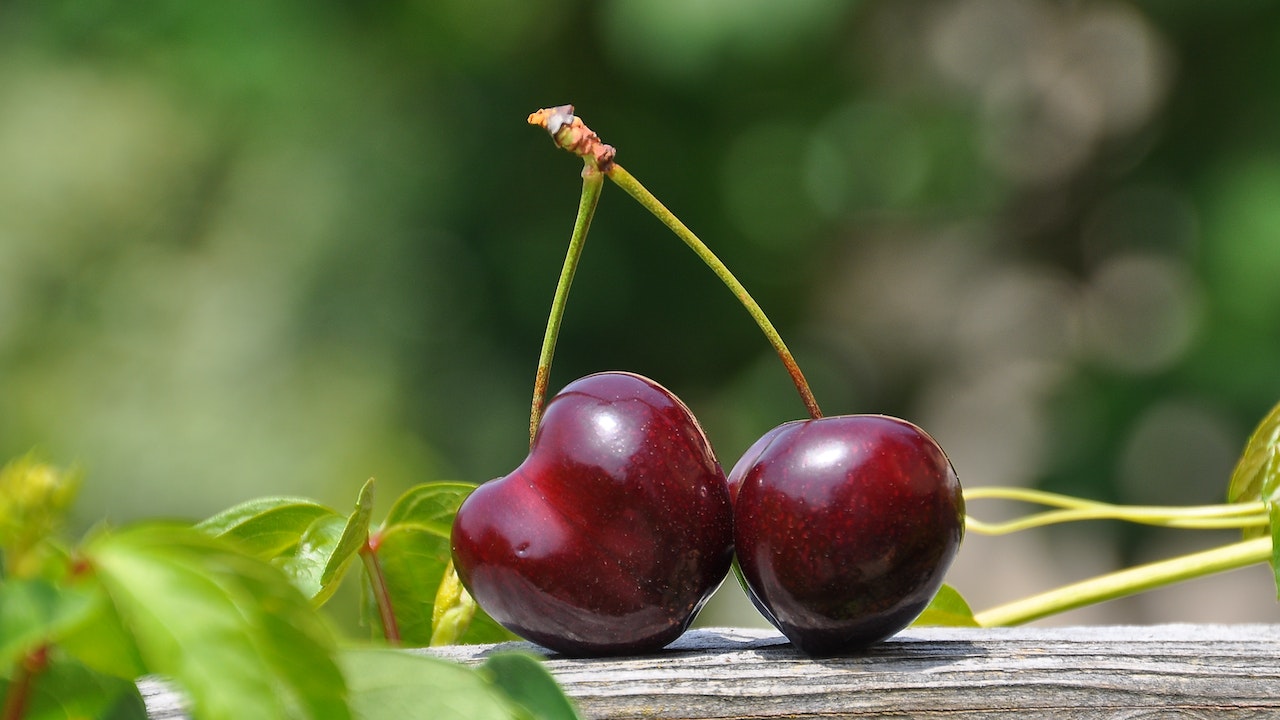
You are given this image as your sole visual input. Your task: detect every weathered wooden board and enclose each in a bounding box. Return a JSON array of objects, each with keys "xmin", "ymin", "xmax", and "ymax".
[{"xmin": 139, "ymin": 624, "xmax": 1280, "ymax": 719}]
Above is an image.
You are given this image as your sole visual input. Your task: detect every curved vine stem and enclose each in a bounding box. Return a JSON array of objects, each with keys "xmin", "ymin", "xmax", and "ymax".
[
  {"xmin": 964, "ymin": 486, "xmax": 1276, "ymax": 625},
  {"xmin": 964, "ymin": 486, "xmax": 1271, "ymax": 535}
]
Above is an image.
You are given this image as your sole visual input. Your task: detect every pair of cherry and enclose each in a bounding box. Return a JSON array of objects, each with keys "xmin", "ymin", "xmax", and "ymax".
[{"xmin": 451, "ymin": 371, "xmax": 964, "ymax": 657}]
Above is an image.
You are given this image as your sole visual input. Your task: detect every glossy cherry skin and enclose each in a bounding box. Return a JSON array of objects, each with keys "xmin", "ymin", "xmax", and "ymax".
[
  {"xmin": 729, "ymin": 415, "xmax": 964, "ymax": 656},
  {"xmin": 451, "ymin": 371, "xmax": 734, "ymax": 657}
]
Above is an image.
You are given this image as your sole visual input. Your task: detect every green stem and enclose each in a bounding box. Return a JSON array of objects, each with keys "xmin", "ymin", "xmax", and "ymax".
[
  {"xmin": 359, "ymin": 537, "xmax": 401, "ymax": 645},
  {"xmin": 973, "ymin": 536, "xmax": 1273, "ymax": 627},
  {"xmin": 605, "ymin": 164, "xmax": 823, "ymax": 420},
  {"xmin": 964, "ymin": 486, "xmax": 1271, "ymax": 535},
  {"xmin": 529, "ymin": 168, "xmax": 605, "ymax": 445},
  {"xmin": 969, "ymin": 511, "xmax": 1269, "ymax": 534}
]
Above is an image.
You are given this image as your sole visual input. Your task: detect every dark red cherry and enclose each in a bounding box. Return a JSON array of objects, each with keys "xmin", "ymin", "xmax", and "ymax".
[
  {"xmin": 451, "ymin": 371, "xmax": 734, "ymax": 656},
  {"xmin": 729, "ymin": 415, "xmax": 964, "ymax": 656}
]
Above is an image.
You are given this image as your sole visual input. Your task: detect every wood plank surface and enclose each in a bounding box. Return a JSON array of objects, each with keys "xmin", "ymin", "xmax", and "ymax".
[{"xmin": 139, "ymin": 624, "xmax": 1280, "ymax": 719}]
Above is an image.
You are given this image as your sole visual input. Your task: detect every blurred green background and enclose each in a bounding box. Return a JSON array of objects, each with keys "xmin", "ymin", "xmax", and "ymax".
[{"xmin": 3, "ymin": 0, "xmax": 1279, "ymax": 626}]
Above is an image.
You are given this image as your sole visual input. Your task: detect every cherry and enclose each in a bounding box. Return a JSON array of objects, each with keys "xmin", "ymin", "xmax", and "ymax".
[
  {"xmin": 729, "ymin": 415, "xmax": 964, "ymax": 656},
  {"xmin": 516, "ymin": 110, "xmax": 958, "ymax": 655},
  {"xmin": 450, "ymin": 371, "xmax": 734, "ymax": 657}
]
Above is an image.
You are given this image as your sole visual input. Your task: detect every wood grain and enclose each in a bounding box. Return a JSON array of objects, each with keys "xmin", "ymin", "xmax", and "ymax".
[{"xmin": 139, "ymin": 624, "xmax": 1280, "ymax": 719}]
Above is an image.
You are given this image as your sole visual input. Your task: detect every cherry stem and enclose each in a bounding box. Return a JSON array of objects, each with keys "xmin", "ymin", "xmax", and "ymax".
[
  {"xmin": 528, "ymin": 168, "xmax": 605, "ymax": 445},
  {"xmin": 359, "ymin": 536, "xmax": 401, "ymax": 645},
  {"xmin": 973, "ymin": 536, "xmax": 1273, "ymax": 627},
  {"xmin": 605, "ymin": 164, "xmax": 823, "ymax": 420},
  {"xmin": 526, "ymin": 105, "xmax": 822, "ymax": 420}
]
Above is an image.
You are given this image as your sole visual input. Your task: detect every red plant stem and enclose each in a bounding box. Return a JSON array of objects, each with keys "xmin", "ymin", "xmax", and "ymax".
[
  {"xmin": 2, "ymin": 644, "xmax": 49, "ymax": 720},
  {"xmin": 529, "ymin": 365, "xmax": 551, "ymax": 447},
  {"xmin": 359, "ymin": 536, "xmax": 401, "ymax": 645}
]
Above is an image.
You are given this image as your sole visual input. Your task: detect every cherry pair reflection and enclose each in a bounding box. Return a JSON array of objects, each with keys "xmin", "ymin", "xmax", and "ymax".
[{"xmin": 451, "ymin": 371, "xmax": 965, "ymax": 657}]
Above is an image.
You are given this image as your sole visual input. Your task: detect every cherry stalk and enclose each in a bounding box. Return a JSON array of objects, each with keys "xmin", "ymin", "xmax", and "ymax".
[
  {"xmin": 526, "ymin": 105, "xmax": 823, "ymax": 424},
  {"xmin": 527, "ymin": 166, "xmax": 604, "ymax": 444}
]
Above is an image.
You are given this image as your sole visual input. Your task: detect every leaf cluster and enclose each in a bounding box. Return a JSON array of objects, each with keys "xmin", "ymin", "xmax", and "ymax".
[{"xmin": 0, "ymin": 459, "xmax": 578, "ymax": 720}]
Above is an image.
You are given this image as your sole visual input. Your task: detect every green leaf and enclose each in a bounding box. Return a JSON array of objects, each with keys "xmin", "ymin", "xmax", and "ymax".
[
  {"xmin": 323, "ymin": 478, "xmax": 377, "ymax": 588},
  {"xmin": 1227, "ymin": 397, "xmax": 1280, "ymax": 538},
  {"xmin": 55, "ymin": 582, "xmax": 147, "ymax": 680},
  {"xmin": 198, "ymin": 496, "xmax": 339, "ymax": 558},
  {"xmin": 429, "ymin": 562, "xmax": 476, "ymax": 646},
  {"xmin": 368, "ymin": 523, "xmax": 448, "ymax": 645},
  {"xmin": 87, "ymin": 524, "xmax": 351, "ymax": 720},
  {"xmin": 383, "ymin": 482, "xmax": 476, "ymax": 536},
  {"xmin": 1, "ymin": 653, "xmax": 147, "ymax": 720},
  {"xmin": 195, "ymin": 484, "xmax": 371, "ymax": 605},
  {"xmin": 368, "ymin": 482, "xmax": 511, "ymax": 646},
  {"xmin": 279, "ymin": 513, "xmax": 350, "ymax": 605},
  {"xmin": 372, "ymin": 535, "xmax": 514, "ymax": 645},
  {"xmin": 338, "ymin": 647, "xmax": 516, "ymax": 720},
  {"xmin": 911, "ymin": 584, "xmax": 979, "ymax": 627},
  {"xmin": 481, "ymin": 653, "xmax": 580, "ymax": 720},
  {"xmin": 0, "ymin": 578, "xmax": 95, "ymax": 670}
]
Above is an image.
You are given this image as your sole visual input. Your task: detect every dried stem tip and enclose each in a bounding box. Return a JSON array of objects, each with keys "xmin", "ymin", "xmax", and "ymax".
[{"xmin": 527, "ymin": 105, "xmax": 616, "ymax": 172}]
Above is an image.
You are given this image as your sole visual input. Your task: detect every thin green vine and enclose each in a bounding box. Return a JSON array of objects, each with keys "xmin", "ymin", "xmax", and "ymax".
[
  {"xmin": 962, "ymin": 485, "xmax": 1275, "ymax": 625},
  {"xmin": 964, "ymin": 486, "xmax": 1271, "ymax": 535},
  {"xmin": 972, "ymin": 536, "xmax": 1272, "ymax": 627}
]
